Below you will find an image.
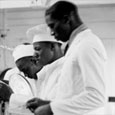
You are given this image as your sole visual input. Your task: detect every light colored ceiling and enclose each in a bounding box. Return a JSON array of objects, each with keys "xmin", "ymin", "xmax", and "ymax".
[{"xmin": 0, "ymin": 0, "xmax": 115, "ymax": 9}]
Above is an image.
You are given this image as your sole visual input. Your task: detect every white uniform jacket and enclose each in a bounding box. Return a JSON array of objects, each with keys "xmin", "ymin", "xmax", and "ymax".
[
  {"xmin": 4, "ymin": 67, "xmax": 37, "ymax": 97},
  {"xmin": 37, "ymin": 27, "xmax": 107, "ymax": 115},
  {"xmin": 4, "ymin": 67, "xmax": 37, "ymax": 115}
]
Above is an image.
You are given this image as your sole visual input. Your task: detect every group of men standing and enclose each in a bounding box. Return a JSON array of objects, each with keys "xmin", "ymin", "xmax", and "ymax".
[{"xmin": 0, "ymin": 1, "xmax": 107, "ymax": 115}]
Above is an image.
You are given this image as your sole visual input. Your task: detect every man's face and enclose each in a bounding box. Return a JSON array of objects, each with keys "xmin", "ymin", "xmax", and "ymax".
[
  {"xmin": 33, "ymin": 42, "xmax": 54, "ymax": 66},
  {"xmin": 28, "ymin": 58, "xmax": 42, "ymax": 79},
  {"xmin": 45, "ymin": 14, "xmax": 70, "ymax": 42},
  {"xmin": 16, "ymin": 57, "xmax": 42, "ymax": 79}
]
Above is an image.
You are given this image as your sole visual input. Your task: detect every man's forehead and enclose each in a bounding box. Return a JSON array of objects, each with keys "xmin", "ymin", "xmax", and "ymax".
[
  {"xmin": 33, "ymin": 42, "xmax": 49, "ymax": 49},
  {"xmin": 33, "ymin": 42, "xmax": 44, "ymax": 46},
  {"xmin": 45, "ymin": 15, "xmax": 57, "ymax": 24}
]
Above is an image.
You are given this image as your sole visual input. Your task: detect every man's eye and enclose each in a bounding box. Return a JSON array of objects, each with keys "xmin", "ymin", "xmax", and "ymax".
[{"xmin": 35, "ymin": 47, "xmax": 41, "ymax": 51}]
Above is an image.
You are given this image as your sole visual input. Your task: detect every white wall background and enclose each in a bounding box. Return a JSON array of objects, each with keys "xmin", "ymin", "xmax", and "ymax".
[{"xmin": 0, "ymin": 4, "xmax": 115, "ymax": 98}]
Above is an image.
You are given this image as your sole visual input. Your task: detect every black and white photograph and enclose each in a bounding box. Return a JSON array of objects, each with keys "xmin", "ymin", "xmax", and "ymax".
[{"xmin": 0, "ymin": 0, "xmax": 115, "ymax": 115}]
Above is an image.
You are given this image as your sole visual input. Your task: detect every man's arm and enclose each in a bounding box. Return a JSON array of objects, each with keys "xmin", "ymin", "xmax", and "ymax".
[
  {"xmin": 0, "ymin": 80, "xmax": 13, "ymax": 102},
  {"xmin": 50, "ymin": 45, "xmax": 106, "ymax": 115}
]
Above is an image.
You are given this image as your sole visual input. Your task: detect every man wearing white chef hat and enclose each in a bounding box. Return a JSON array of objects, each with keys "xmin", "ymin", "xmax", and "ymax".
[
  {"xmin": 4, "ymin": 44, "xmax": 41, "ymax": 96},
  {"xmin": 0, "ymin": 44, "xmax": 41, "ymax": 115},
  {"xmin": 3, "ymin": 23, "xmax": 63, "ymax": 100},
  {"xmin": 30, "ymin": 24, "xmax": 63, "ymax": 67},
  {"xmin": 1, "ymin": 23, "xmax": 64, "ymax": 115}
]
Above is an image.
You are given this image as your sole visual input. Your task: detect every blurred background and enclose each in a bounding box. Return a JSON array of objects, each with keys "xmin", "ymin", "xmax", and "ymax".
[{"xmin": 0, "ymin": 0, "xmax": 115, "ymax": 99}]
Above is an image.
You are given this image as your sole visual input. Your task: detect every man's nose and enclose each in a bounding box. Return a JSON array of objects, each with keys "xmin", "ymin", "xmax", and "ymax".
[{"xmin": 34, "ymin": 51, "xmax": 39, "ymax": 58}]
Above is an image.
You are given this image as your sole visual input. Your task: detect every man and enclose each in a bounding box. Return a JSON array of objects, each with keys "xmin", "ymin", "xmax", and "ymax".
[
  {"xmin": 10, "ymin": 24, "xmax": 63, "ymax": 114},
  {"xmin": 31, "ymin": 24, "xmax": 63, "ymax": 67},
  {"xmin": 26, "ymin": 1, "xmax": 107, "ymax": 115},
  {"xmin": 1, "ymin": 24, "xmax": 63, "ymax": 115},
  {"xmin": 4, "ymin": 44, "xmax": 40, "ymax": 97},
  {"xmin": 0, "ymin": 44, "xmax": 40, "ymax": 115}
]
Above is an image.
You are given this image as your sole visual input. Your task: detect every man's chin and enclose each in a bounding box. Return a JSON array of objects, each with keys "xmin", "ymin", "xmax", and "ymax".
[
  {"xmin": 56, "ymin": 37, "xmax": 68, "ymax": 42},
  {"xmin": 34, "ymin": 76, "xmax": 38, "ymax": 80}
]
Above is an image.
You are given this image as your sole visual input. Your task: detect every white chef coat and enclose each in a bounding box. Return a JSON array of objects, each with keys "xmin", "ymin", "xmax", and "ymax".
[
  {"xmin": 4, "ymin": 67, "xmax": 37, "ymax": 97},
  {"xmin": 37, "ymin": 25, "xmax": 107, "ymax": 115},
  {"xmin": 4, "ymin": 67, "xmax": 37, "ymax": 115},
  {"xmin": 37, "ymin": 57, "xmax": 64, "ymax": 100}
]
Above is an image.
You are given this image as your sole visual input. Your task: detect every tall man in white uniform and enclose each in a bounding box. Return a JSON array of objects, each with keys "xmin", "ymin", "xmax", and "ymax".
[{"xmin": 26, "ymin": 1, "xmax": 107, "ymax": 115}]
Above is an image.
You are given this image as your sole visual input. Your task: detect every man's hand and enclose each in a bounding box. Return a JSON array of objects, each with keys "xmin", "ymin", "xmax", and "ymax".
[
  {"xmin": 0, "ymin": 81, "xmax": 13, "ymax": 102},
  {"xmin": 34, "ymin": 104, "xmax": 53, "ymax": 115},
  {"xmin": 26, "ymin": 98, "xmax": 50, "ymax": 112}
]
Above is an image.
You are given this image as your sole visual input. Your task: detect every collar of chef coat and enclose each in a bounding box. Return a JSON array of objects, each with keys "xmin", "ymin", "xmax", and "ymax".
[{"xmin": 68, "ymin": 24, "xmax": 88, "ymax": 47}]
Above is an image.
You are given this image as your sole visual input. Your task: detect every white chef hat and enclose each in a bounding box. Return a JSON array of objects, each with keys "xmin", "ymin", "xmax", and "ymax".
[
  {"xmin": 27, "ymin": 23, "xmax": 62, "ymax": 44},
  {"xmin": 12, "ymin": 44, "xmax": 34, "ymax": 62}
]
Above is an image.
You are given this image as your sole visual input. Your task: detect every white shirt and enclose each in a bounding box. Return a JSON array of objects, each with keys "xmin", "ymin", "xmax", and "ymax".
[{"xmin": 37, "ymin": 27, "xmax": 107, "ymax": 115}]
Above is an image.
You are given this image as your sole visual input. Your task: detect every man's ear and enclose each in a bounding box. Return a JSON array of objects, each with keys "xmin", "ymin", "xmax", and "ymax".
[{"xmin": 62, "ymin": 15, "xmax": 70, "ymax": 24}]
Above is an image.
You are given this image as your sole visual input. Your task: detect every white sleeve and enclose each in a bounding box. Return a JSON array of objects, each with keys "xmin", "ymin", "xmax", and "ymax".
[
  {"xmin": 9, "ymin": 74, "xmax": 33, "ymax": 96},
  {"xmin": 9, "ymin": 94, "xmax": 32, "ymax": 108},
  {"xmin": 9, "ymin": 94, "xmax": 33, "ymax": 114},
  {"xmin": 50, "ymin": 45, "xmax": 107, "ymax": 115}
]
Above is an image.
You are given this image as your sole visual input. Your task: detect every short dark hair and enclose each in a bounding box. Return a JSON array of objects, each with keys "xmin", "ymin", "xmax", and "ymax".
[{"xmin": 45, "ymin": 1, "xmax": 77, "ymax": 20}]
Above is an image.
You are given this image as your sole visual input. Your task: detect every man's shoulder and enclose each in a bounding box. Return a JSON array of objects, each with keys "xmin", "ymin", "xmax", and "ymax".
[
  {"xmin": 37, "ymin": 57, "xmax": 64, "ymax": 77},
  {"xmin": 48, "ymin": 57, "xmax": 64, "ymax": 68},
  {"xmin": 4, "ymin": 67, "xmax": 20, "ymax": 80}
]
